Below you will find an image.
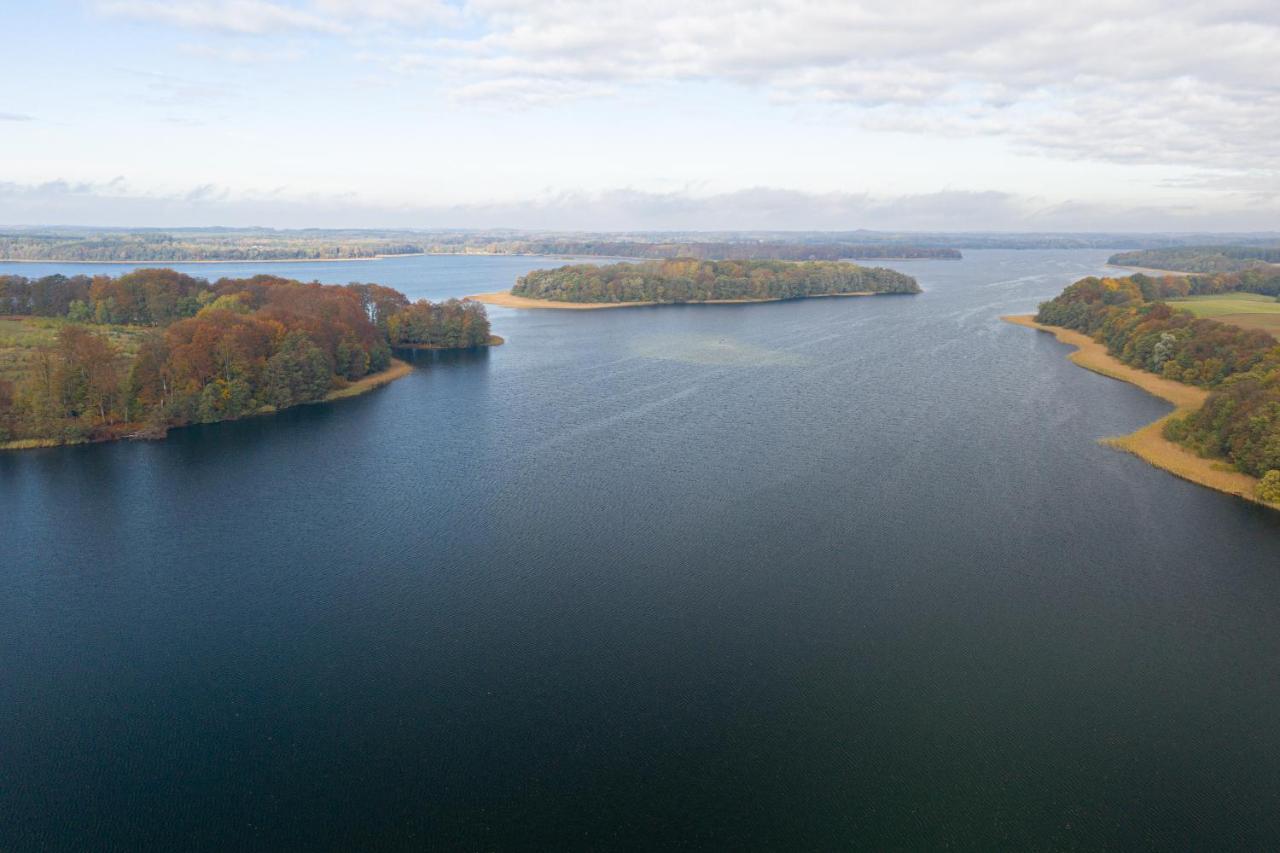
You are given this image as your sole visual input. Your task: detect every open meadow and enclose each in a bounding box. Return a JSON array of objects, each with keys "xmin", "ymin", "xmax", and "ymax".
[{"xmin": 1167, "ymin": 292, "xmax": 1280, "ymax": 338}]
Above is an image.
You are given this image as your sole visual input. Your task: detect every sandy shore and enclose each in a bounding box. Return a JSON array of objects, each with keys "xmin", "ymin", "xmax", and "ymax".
[
  {"xmin": 469, "ymin": 291, "xmax": 656, "ymax": 310},
  {"xmin": 1105, "ymin": 264, "xmax": 1193, "ymax": 277},
  {"xmin": 1003, "ymin": 315, "xmax": 1276, "ymax": 510},
  {"xmin": 394, "ymin": 335, "xmax": 505, "ymax": 349},
  {"xmin": 320, "ymin": 358, "xmax": 413, "ymax": 402},
  {"xmin": 468, "ymin": 290, "xmax": 887, "ymax": 310}
]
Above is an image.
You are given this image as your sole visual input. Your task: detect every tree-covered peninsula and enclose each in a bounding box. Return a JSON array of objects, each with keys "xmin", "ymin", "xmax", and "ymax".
[
  {"xmin": 0, "ymin": 270, "xmax": 496, "ymax": 449},
  {"xmin": 509, "ymin": 259, "xmax": 921, "ymax": 305},
  {"xmin": 1109, "ymin": 246, "xmax": 1280, "ymax": 274},
  {"xmin": 1029, "ymin": 272, "xmax": 1280, "ymax": 505}
]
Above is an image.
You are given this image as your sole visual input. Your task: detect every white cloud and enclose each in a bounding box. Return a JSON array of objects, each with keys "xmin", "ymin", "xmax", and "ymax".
[
  {"xmin": 99, "ymin": 0, "xmax": 345, "ymax": 34},
  {"xmin": 0, "ymin": 112, "xmax": 34, "ymax": 121},
  {"xmin": 99, "ymin": 0, "xmax": 459, "ymax": 33},
  {"xmin": 421, "ymin": 1, "xmax": 1280, "ymax": 171},
  {"xmin": 312, "ymin": 0, "xmax": 459, "ymax": 25},
  {"xmin": 94, "ymin": 1, "xmax": 1280, "ymax": 171},
  {"xmin": 71, "ymin": 0, "xmax": 1280, "ymax": 218},
  {"xmin": 178, "ymin": 41, "xmax": 304, "ymax": 63}
]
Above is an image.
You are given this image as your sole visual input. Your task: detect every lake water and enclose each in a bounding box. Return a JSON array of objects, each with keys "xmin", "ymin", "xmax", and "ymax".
[{"xmin": 3, "ymin": 250, "xmax": 1279, "ymax": 849}]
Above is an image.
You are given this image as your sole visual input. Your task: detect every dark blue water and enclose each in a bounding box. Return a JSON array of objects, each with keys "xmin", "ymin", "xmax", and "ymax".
[{"xmin": 3, "ymin": 251, "xmax": 1279, "ymax": 850}]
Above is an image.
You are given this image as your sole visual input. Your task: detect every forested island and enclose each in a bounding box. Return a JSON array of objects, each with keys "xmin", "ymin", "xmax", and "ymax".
[
  {"xmin": 1012, "ymin": 270, "xmax": 1280, "ymax": 507},
  {"xmin": 489, "ymin": 259, "xmax": 921, "ymax": 307},
  {"xmin": 0, "ymin": 269, "xmax": 496, "ymax": 449},
  {"xmin": 1109, "ymin": 246, "xmax": 1280, "ymax": 274}
]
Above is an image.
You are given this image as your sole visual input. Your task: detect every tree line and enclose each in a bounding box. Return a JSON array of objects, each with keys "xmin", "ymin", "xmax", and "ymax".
[
  {"xmin": 0, "ymin": 269, "xmax": 492, "ymax": 446},
  {"xmin": 1109, "ymin": 247, "xmax": 1280, "ymax": 275},
  {"xmin": 501, "ymin": 242, "xmax": 960, "ymax": 261},
  {"xmin": 0, "ymin": 233, "xmax": 423, "ymax": 262},
  {"xmin": 1035, "ymin": 274, "xmax": 1280, "ymax": 487},
  {"xmin": 512, "ymin": 259, "xmax": 921, "ymax": 303},
  {"xmin": 0, "ymin": 229, "xmax": 965, "ymax": 263}
]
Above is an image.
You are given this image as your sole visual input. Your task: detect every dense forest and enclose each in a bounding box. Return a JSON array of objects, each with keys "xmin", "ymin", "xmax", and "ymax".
[
  {"xmin": 1124, "ymin": 266, "xmax": 1280, "ymax": 298},
  {"xmin": 512, "ymin": 259, "xmax": 921, "ymax": 303},
  {"xmin": 0, "ymin": 270, "xmax": 493, "ymax": 447},
  {"xmin": 1035, "ymin": 274, "xmax": 1280, "ymax": 489},
  {"xmin": 1109, "ymin": 246, "xmax": 1280, "ymax": 274}
]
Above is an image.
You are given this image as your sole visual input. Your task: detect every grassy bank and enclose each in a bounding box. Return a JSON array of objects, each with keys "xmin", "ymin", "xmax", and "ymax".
[
  {"xmin": 1166, "ymin": 292, "xmax": 1280, "ymax": 339},
  {"xmin": 1002, "ymin": 314, "xmax": 1277, "ymax": 510},
  {"xmin": 0, "ymin": 315, "xmax": 147, "ymax": 384}
]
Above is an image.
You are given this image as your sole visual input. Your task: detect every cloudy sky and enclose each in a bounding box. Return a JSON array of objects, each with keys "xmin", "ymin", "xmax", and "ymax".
[{"xmin": 2, "ymin": 0, "xmax": 1278, "ymax": 230}]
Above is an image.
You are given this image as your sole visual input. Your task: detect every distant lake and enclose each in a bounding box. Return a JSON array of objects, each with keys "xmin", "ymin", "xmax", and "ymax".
[{"xmin": 3, "ymin": 250, "xmax": 1280, "ymax": 849}]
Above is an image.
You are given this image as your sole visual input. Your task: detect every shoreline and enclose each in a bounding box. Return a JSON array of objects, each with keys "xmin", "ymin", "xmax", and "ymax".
[
  {"xmin": 1105, "ymin": 263, "xmax": 1193, "ymax": 277},
  {"xmin": 1002, "ymin": 314, "xmax": 1276, "ymax": 510},
  {"xmin": 468, "ymin": 290, "xmax": 895, "ymax": 310},
  {"xmin": 0, "ymin": 358, "xmax": 414, "ymax": 452},
  {"xmin": 314, "ymin": 357, "xmax": 413, "ymax": 403},
  {"xmin": 0, "ymin": 253, "xmax": 431, "ymax": 265},
  {"xmin": 0, "ymin": 252, "xmax": 960, "ymax": 267},
  {"xmin": 394, "ymin": 335, "xmax": 505, "ymax": 350}
]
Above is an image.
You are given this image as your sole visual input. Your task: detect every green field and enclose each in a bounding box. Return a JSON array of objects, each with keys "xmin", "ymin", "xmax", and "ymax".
[
  {"xmin": 1167, "ymin": 292, "xmax": 1280, "ymax": 338},
  {"xmin": 0, "ymin": 316, "xmax": 147, "ymax": 384}
]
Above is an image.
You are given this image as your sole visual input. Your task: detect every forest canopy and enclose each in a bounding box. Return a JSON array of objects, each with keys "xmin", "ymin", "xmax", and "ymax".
[
  {"xmin": 0, "ymin": 269, "xmax": 493, "ymax": 448},
  {"xmin": 511, "ymin": 259, "xmax": 921, "ymax": 304},
  {"xmin": 1035, "ymin": 273, "xmax": 1280, "ymax": 485},
  {"xmin": 1109, "ymin": 246, "xmax": 1280, "ymax": 274}
]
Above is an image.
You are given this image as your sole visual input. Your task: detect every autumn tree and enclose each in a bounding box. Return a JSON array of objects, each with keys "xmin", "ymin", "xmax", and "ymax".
[
  {"xmin": 264, "ymin": 331, "xmax": 332, "ymax": 408},
  {"xmin": 0, "ymin": 378, "xmax": 14, "ymax": 441},
  {"xmin": 54, "ymin": 325, "xmax": 121, "ymax": 426}
]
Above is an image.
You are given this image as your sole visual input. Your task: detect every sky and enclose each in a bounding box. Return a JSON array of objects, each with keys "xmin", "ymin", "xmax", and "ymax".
[{"xmin": 1, "ymin": 0, "xmax": 1278, "ymax": 231}]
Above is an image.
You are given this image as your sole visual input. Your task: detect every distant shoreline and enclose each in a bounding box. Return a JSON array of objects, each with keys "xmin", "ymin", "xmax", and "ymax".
[
  {"xmin": 468, "ymin": 290, "xmax": 892, "ymax": 310},
  {"xmin": 1002, "ymin": 314, "xmax": 1275, "ymax": 510},
  {"xmin": 0, "ymin": 252, "xmax": 959, "ymax": 267},
  {"xmin": 0, "ymin": 253, "xmax": 431, "ymax": 265}
]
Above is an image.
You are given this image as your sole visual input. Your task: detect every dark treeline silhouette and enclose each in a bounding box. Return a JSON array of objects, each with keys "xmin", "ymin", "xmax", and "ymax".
[
  {"xmin": 1036, "ymin": 274, "xmax": 1280, "ymax": 483},
  {"xmin": 0, "ymin": 269, "xmax": 492, "ymax": 446},
  {"xmin": 1110, "ymin": 246, "xmax": 1280, "ymax": 274},
  {"xmin": 513, "ymin": 259, "xmax": 921, "ymax": 303}
]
